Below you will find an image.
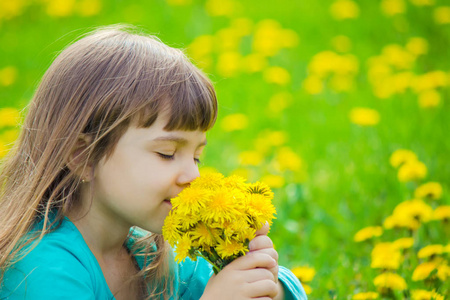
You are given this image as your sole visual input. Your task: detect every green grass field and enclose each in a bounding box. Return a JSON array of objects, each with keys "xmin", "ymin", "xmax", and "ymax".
[{"xmin": 1, "ymin": 0, "xmax": 449, "ymax": 298}]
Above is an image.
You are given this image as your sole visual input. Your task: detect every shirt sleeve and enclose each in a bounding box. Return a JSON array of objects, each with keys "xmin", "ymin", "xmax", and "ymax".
[
  {"xmin": 278, "ymin": 266, "xmax": 308, "ymax": 300},
  {"xmin": 1, "ymin": 241, "xmax": 96, "ymax": 300}
]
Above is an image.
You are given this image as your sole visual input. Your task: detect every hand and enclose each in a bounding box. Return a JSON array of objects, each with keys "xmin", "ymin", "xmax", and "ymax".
[
  {"xmin": 248, "ymin": 222, "xmax": 279, "ymax": 283},
  {"xmin": 201, "ymin": 252, "xmax": 278, "ymax": 300}
]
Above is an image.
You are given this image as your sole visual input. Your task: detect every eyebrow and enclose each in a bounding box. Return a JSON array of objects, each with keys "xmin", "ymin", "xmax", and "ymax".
[{"xmin": 152, "ymin": 136, "xmax": 207, "ymax": 147}]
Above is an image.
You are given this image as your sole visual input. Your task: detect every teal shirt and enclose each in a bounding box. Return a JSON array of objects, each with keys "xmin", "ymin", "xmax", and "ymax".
[{"xmin": 1, "ymin": 218, "xmax": 307, "ymax": 299}]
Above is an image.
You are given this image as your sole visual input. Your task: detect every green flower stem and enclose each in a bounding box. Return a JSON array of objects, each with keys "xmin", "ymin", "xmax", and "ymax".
[{"xmin": 196, "ymin": 251, "xmax": 221, "ymax": 274}]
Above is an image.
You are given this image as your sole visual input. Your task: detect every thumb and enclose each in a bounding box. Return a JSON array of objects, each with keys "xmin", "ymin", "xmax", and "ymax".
[{"xmin": 255, "ymin": 222, "xmax": 270, "ymax": 236}]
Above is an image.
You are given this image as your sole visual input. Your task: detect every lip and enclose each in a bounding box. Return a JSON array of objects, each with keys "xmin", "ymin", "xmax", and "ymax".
[{"xmin": 163, "ymin": 199, "xmax": 172, "ymax": 208}]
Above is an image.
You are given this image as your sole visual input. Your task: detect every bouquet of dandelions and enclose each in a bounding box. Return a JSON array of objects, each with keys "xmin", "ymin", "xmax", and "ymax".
[{"xmin": 162, "ymin": 172, "xmax": 276, "ymax": 274}]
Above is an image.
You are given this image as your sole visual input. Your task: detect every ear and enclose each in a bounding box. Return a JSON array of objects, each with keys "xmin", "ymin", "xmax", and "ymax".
[{"xmin": 67, "ymin": 134, "xmax": 94, "ymax": 182}]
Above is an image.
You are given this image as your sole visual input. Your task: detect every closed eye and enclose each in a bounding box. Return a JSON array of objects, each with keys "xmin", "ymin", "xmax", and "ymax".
[
  {"xmin": 157, "ymin": 153, "xmax": 174, "ymax": 160},
  {"xmin": 194, "ymin": 158, "xmax": 201, "ymax": 164}
]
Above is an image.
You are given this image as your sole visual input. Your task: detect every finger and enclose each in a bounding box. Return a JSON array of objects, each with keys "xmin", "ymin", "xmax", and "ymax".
[
  {"xmin": 241, "ymin": 268, "xmax": 275, "ymax": 283},
  {"xmin": 249, "ymin": 235, "xmax": 274, "ymax": 251},
  {"xmin": 227, "ymin": 252, "xmax": 277, "ymax": 271},
  {"xmin": 245, "ymin": 279, "xmax": 278, "ymax": 299},
  {"xmin": 254, "ymin": 222, "xmax": 270, "ymax": 236},
  {"xmin": 249, "ymin": 248, "xmax": 278, "ymax": 262}
]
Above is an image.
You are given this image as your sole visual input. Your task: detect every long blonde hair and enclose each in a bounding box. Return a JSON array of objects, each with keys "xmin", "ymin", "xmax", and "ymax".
[{"xmin": 0, "ymin": 25, "xmax": 217, "ymax": 299}]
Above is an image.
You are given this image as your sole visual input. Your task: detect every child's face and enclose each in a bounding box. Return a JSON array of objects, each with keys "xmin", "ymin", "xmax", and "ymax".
[{"xmin": 91, "ymin": 111, "xmax": 206, "ymax": 234}]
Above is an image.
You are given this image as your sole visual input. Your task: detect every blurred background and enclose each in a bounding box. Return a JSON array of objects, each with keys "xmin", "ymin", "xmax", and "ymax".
[{"xmin": 1, "ymin": 0, "xmax": 449, "ymax": 298}]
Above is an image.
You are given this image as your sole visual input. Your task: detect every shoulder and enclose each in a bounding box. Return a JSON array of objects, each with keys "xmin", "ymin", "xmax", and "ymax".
[{"xmin": 1, "ymin": 218, "xmax": 109, "ymax": 299}]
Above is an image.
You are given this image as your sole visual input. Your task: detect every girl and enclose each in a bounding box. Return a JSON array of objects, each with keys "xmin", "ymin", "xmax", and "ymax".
[{"xmin": 0, "ymin": 25, "xmax": 307, "ymax": 300}]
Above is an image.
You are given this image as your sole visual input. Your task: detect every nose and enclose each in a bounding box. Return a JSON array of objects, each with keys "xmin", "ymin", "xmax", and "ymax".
[{"xmin": 176, "ymin": 160, "xmax": 200, "ymax": 187}]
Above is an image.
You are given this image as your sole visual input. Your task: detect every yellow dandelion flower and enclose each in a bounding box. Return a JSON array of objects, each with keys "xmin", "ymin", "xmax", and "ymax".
[
  {"xmin": 418, "ymin": 90, "xmax": 441, "ymax": 108},
  {"xmin": 412, "ymin": 262, "xmax": 438, "ymax": 281},
  {"xmin": 406, "ymin": 37, "xmax": 428, "ymax": 56},
  {"xmin": 393, "ymin": 199, "xmax": 433, "ymax": 223},
  {"xmin": 382, "ymin": 44, "xmax": 414, "ymax": 69},
  {"xmin": 191, "ymin": 172, "xmax": 224, "ymax": 190},
  {"xmin": 302, "ymin": 75, "xmax": 323, "ymax": 95},
  {"xmin": 171, "ymin": 188, "xmax": 210, "ymax": 214},
  {"xmin": 381, "ymin": 0, "xmax": 406, "ymax": 16},
  {"xmin": 389, "ymin": 149, "xmax": 418, "ymax": 168},
  {"xmin": 352, "ymin": 292, "xmax": 379, "ymax": 300},
  {"xmin": 263, "ymin": 66, "xmax": 291, "ymax": 86},
  {"xmin": 166, "ymin": 0, "xmax": 192, "ymax": 6},
  {"xmin": 0, "ymin": 107, "xmax": 21, "ymax": 128},
  {"xmin": 330, "ymin": 0, "xmax": 360, "ymax": 20},
  {"xmin": 302, "ymin": 283, "xmax": 312, "ymax": 295},
  {"xmin": 384, "ymin": 211, "xmax": 421, "ymax": 230},
  {"xmin": 409, "ymin": 0, "xmax": 435, "ymax": 5},
  {"xmin": 0, "ymin": 143, "xmax": 9, "ymax": 158},
  {"xmin": 216, "ymin": 51, "xmax": 242, "ymax": 78},
  {"xmin": 215, "ymin": 28, "xmax": 241, "ymax": 52},
  {"xmin": 267, "ymin": 92, "xmax": 294, "ymax": 114},
  {"xmin": 77, "ymin": 0, "xmax": 101, "ymax": 16},
  {"xmin": 205, "ymin": 0, "xmax": 239, "ymax": 17},
  {"xmin": 331, "ymin": 35, "xmax": 352, "ymax": 53},
  {"xmin": 349, "ymin": 108, "xmax": 380, "ymax": 126},
  {"xmin": 230, "ymin": 18, "xmax": 253, "ymax": 37},
  {"xmin": 275, "ymin": 147, "xmax": 302, "ymax": 172},
  {"xmin": 397, "ymin": 160, "xmax": 427, "ymax": 182},
  {"xmin": 411, "ymin": 290, "xmax": 444, "ymax": 300},
  {"xmin": 260, "ymin": 174, "xmax": 285, "ymax": 188},
  {"xmin": 0, "ymin": 66, "xmax": 18, "ymax": 86},
  {"xmin": 233, "ymin": 224, "xmax": 256, "ymax": 242},
  {"xmin": 418, "ymin": 245, "xmax": 444, "ymax": 259},
  {"xmin": 215, "ymin": 238, "xmax": 248, "ymax": 259},
  {"xmin": 279, "ymin": 29, "xmax": 300, "ymax": 49},
  {"xmin": 374, "ymin": 273, "xmax": 407, "ymax": 293},
  {"xmin": 354, "ymin": 226, "xmax": 383, "ymax": 242},
  {"xmin": 222, "ymin": 175, "xmax": 248, "ymax": 193},
  {"xmin": 434, "ymin": 6, "xmax": 450, "ymax": 24},
  {"xmin": 245, "ymin": 193, "xmax": 277, "ymax": 226},
  {"xmin": 202, "ymin": 188, "xmax": 245, "ymax": 223},
  {"xmin": 330, "ymin": 75, "xmax": 354, "ymax": 92},
  {"xmin": 308, "ymin": 51, "xmax": 340, "ymax": 77},
  {"xmin": 174, "ymin": 234, "xmax": 192, "ymax": 263},
  {"xmin": 187, "ymin": 35, "xmax": 215, "ymax": 61},
  {"xmin": 46, "ymin": 0, "xmax": 75, "ymax": 17},
  {"xmin": 392, "ymin": 237, "xmax": 414, "ymax": 250},
  {"xmin": 190, "ymin": 222, "xmax": 219, "ymax": 247},
  {"xmin": 414, "ymin": 182, "xmax": 443, "ymax": 200},
  {"xmin": 437, "ymin": 264, "xmax": 450, "ymax": 281},
  {"xmin": 252, "ymin": 19, "xmax": 284, "ymax": 57},
  {"xmin": 220, "ymin": 113, "xmax": 248, "ymax": 132},
  {"xmin": 241, "ymin": 53, "xmax": 268, "ymax": 73},
  {"xmin": 433, "ymin": 205, "xmax": 450, "ymax": 221},
  {"xmin": 291, "ymin": 266, "xmax": 316, "ymax": 283},
  {"xmin": 162, "ymin": 211, "xmax": 182, "ymax": 246},
  {"xmin": 247, "ymin": 181, "xmax": 274, "ymax": 199},
  {"xmin": 391, "ymin": 72, "xmax": 414, "ymax": 93},
  {"xmin": 371, "ymin": 242, "xmax": 402, "ymax": 270}
]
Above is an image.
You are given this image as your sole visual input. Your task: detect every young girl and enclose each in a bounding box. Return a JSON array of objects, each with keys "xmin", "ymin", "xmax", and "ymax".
[{"xmin": 0, "ymin": 25, "xmax": 307, "ymax": 300}]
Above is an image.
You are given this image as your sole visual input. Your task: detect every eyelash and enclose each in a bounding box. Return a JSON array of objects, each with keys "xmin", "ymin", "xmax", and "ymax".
[{"xmin": 157, "ymin": 153, "xmax": 201, "ymax": 164}]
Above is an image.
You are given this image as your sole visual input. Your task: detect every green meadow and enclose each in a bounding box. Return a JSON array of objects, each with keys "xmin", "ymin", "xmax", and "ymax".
[{"xmin": 1, "ymin": 0, "xmax": 449, "ymax": 298}]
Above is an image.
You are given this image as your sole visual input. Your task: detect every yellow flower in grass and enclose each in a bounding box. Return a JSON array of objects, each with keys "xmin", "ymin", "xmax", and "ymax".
[
  {"xmin": 389, "ymin": 149, "xmax": 418, "ymax": 168},
  {"xmin": 406, "ymin": 37, "xmax": 428, "ymax": 56},
  {"xmin": 239, "ymin": 151, "xmax": 263, "ymax": 166},
  {"xmin": 418, "ymin": 90, "xmax": 441, "ymax": 108},
  {"xmin": 220, "ymin": 113, "xmax": 248, "ymax": 132},
  {"xmin": 354, "ymin": 226, "xmax": 383, "ymax": 242},
  {"xmin": 381, "ymin": 0, "xmax": 406, "ymax": 16},
  {"xmin": 174, "ymin": 234, "xmax": 192, "ymax": 263},
  {"xmin": 397, "ymin": 160, "xmax": 427, "ymax": 182},
  {"xmin": 302, "ymin": 283, "xmax": 312, "ymax": 295},
  {"xmin": 331, "ymin": 35, "xmax": 352, "ymax": 53},
  {"xmin": 411, "ymin": 290, "xmax": 444, "ymax": 300},
  {"xmin": 383, "ymin": 214, "xmax": 420, "ymax": 230},
  {"xmin": 275, "ymin": 147, "xmax": 302, "ymax": 172},
  {"xmin": 434, "ymin": 7, "xmax": 450, "ymax": 24},
  {"xmin": 373, "ymin": 273, "xmax": 407, "ymax": 292},
  {"xmin": 352, "ymin": 292, "xmax": 379, "ymax": 300},
  {"xmin": 191, "ymin": 172, "xmax": 224, "ymax": 190},
  {"xmin": 437, "ymin": 264, "xmax": 450, "ymax": 281},
  {"xmin": 393, "ymin": 199, "xmax": 433, "ymax": 223},
  {"xmin": 291, "ymin": 266, "xmax": 316, "ymax": 283},
  {"xmin": 433, "ymin": 205, "xmax": 450, "ymax": 221},
  {"xmin": 260, "ymin": 174, "xmax": 285, "ymax": 189},
  {"xmin": 216, "ymin": 239, "xmax": 248, "ymax": 259},
  {"xmin": 0, "ymin": 66, "xmax": 18, "ymax": 86},
  {"xmin": 263, "ymin": 66, "xmax": 291, "ymax": 86},
  {"xmin": 415, "ymin": 182, "xmax": 443, "ymax": 200},
  {"xmin": 0, "ymin": 107, "xmax": 21, "ymax": 128},
  {"xmin": 412, "ymin": 262, "xmax": 438, "ymax": 281},
  {"xmin": 349, "ymin": 108, "xmax": 380, "ymax": 126},
  {"xmin": 392, "ymin": 237, "xmax": 414, "ymax": 250},
  {"xmin": 302, "ymin": 75, "xmax": 323, "ymax": 95},
  {"xmin": 241, "ymin": 53, "xmax": 267, "ymax": 73},
  {"xmin": 418, "ymin": 245, "xmax": 444, "ymax": 259},
  {"xmin": 371, "ymin": 243, "xmax": 402, "ymax": 270},
  {"xmin": 330, "ymin": 0, "xmax": 360, "ymax": 20}
]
